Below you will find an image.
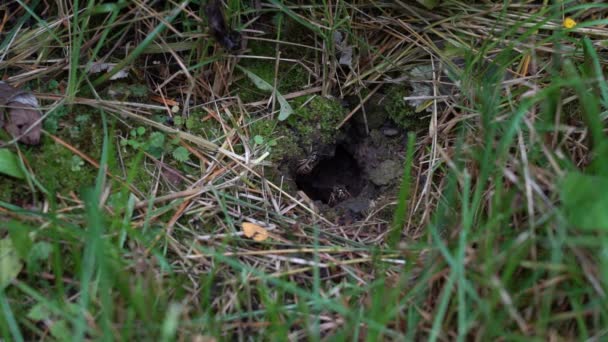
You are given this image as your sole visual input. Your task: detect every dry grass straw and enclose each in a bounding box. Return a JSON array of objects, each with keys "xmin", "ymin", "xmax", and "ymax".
[{"xmin": 2, "ymin": 0, "xmax": 608, "ymax": 339}]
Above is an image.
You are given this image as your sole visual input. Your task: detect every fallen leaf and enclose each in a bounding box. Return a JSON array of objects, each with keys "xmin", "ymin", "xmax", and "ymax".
[
  {"xmin": 0, "ymin": 237, "xmax": 23, "ymax": 290},
  {"xmin": 0, "ymin": 81, "xmax": 42, "ymax": 145},
  {"xmin": 560, "ymin": 172, "xmax": 608, "ymax": 230},
  {"xmin": 159, "ymin": 162, "xmax": 184, "ymax": 187},
  {"xmin": 241, "ymin": 222, "xmax": 269, "ymax": 242},
  {"xmin": 88, "ymin": 62, "xmax": 117, "ymax": 73},
  {"xmin": 0, "ymin": 148, "xmax": 25, "ymax": 179},
  {"xmin": 333, "ymin": 31, "xmax": 353, "ymax": 67},
  {"xmin": 88, "ymin": 62, "xmax": 129, "ymax": 80},
  {"xmin": 236, "ymin": 66, "xmax": 294, "ymax": 121},
  {"xmin": 27, "ymin": 302, "xmax": 53, "ymax": 321}
]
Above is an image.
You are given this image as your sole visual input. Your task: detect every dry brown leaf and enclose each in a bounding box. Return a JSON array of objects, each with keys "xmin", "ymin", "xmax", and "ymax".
[
  {"xmin": 0, "ymin": 81, "xmax": 42, "ymax": 145},
  {"xmin": 159, "ymin": 162, "xmax": 184, "ymax": 187},
  {"xmin": 88, "ymin": 62, "xmax": 129, "ymax": 80},
  {"xmin": 241, "ymin": 222, "xmax": 269, "ymax": 242},
  {"xmin": 150, "ymin": 95, "xmax": 179, "ymax": 107}
]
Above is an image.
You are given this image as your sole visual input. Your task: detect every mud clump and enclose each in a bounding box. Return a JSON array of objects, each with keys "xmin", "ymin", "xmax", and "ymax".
[{"xmin": 369, "ymin": 160, "xmax": 402, "ymax": 186}]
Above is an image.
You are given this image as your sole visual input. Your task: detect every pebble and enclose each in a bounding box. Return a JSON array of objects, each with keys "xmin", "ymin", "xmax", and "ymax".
[{"xmin": 381, "ymin": 127, "xmax": 400, "ymax": 137}]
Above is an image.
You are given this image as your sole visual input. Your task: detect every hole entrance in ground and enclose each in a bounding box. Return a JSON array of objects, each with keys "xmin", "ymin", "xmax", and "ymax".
[{"xmin": 294, "ymin": 144, "xmax": 364, "ymax": 205}]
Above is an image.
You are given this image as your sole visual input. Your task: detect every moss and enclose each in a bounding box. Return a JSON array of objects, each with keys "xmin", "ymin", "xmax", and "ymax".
[
  {"xmin": 249, "ymin": 118, "xmax": 276, "ymax": 139},
  {"xmin": 183, "ymin": 110, "xmax": 224, "ymax": 141},
  {"xmin": 248, "ymin": 118, "xmax": 303, "ymax": 164},
  {"xmin": 248, "ymin": 95, "xmax": 345, "ymax": 171},
  {"xmin": 384, "ymin": 85, "xmax": 426, "ymax": 129},
  {"xmin": 272, "ymin": 126, "xmax": 304, "ymax": 162},
  {"xmin": 286, "ymin": 96, "xmax": 345, "ymax": 148},
  {"xmin": 236, "ymin": 40, "xmax": 309, "ymax": 103},
  {"xmin": 249, "ymin": 38, "xmax": 277, "ymax": 56},
  {"xmin": 278, "ymin": 16, "xmax": 316, "ymax": 57},
  {"xmin": 0, "ymin": 105, "xmax": 110, "ymax": 202},
  {"xmin": 0, "ymin": 176, "xmax": 31, "ymax": 203},
  {"xmin": 35, "ymin": 139, "xmax": 98, "ymax": 192},
  {"xmin": 353, "ymin": 93, "xmax": 388, "ymax": 130}
]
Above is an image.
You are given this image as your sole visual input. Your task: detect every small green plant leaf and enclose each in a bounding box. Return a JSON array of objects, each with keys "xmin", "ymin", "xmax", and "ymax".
[
  {"xmin": 149, "ymin": 132, "xmax": 165, "ymax": 148},
  {"xmin": 28, "ymin": 242, "xmax": 53, "ymax": 263},
  {"xmin": 237, "ymin": 65, "xmax": 294, "ymax": 120},
  {"xmin": 185, "ymin": 116, "xmax": 196, "ymax": 130},
  {"xmin": 136, "ymin": 126, "xmax": 146, "ymax": 135},
  {"xmin": 276, "ymin": 94, "xmax": 294, "ymax": 121},
  {"xmin": 43, "ymin": 104, "xmax": 68, "ymax": 134},
  {"xmin": 254, "ymin": 135, "xmax": 264, "ymax": 145},
  {"xmin": 75, "ymin": 114, "xmax": 90, "ymax": 125},
  {"xmin": 27, "ymin": 302, "xmax": 52, "ymax": 321},
  {"xmin": 560, "ymin": 172, "xmax": 608, "ymax": 230},
  {"xmin": 48, "ymin": 79, "xmax": 59, "ymax": 91},
  {"xmin": 8, "ymin": 221, "xmax": 33, "ymax": 259},
  {"xmin": 0, "ymin": 149, "xmax": 25, "ymax": 179},
  {"xmin": 172, "ymin": 146, "xmax": 190, "ymax": 162},
  {"xmin": 24, "ymin": 240, "xmax": 53, "ymax": 274},
  {"xmin": 238, "ymin": 66, "xmax": 273, "ymax": 92},
  {"xmin": 50, "ymin": 320, "xmax": 71, "ymax": 340},
  {"xmin": 127, "ymin": 140, "xmax": 140, "ymax": 148},
  {"xmin": 71, "ymin": 156, "xmax": 84, "ymax": 172},
  {"xmin": 174, "ymin": 116, "xmax": 184, "ymax": 127},
  {"xmin": 0, "ymin": 237, "xmax": 23, "ymax": 290}
]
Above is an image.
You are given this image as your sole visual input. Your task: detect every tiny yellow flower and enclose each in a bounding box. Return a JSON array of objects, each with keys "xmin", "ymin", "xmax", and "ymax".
[{"xmin": 563, "ymin": 17, "xmax": 577, "ymax": 29}]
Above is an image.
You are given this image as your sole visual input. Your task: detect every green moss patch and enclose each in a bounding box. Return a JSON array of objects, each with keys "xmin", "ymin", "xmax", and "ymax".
[
  {"xmin": 286, "ymin": 96, "xmax": 346, "ymax": 149},
  {"xmin": 236, "ymin": 40, "xmax": 309, "ymax": 103},
  {"xmin": 384, "ymin": 85, "xmax": 427, "ymax": 130}
]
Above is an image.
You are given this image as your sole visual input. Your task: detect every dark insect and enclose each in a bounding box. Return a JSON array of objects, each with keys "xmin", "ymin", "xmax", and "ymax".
[
  {"xmin": 329, "ymin": 184, "xmax": 351, "ymax": 206},
  {"xmin": 296, "ymin": 151, "xmax": 320, "ymax": 175},
  {"xmin": 205, "ymin": 0, "xmax": 241, "ymax": 51}
]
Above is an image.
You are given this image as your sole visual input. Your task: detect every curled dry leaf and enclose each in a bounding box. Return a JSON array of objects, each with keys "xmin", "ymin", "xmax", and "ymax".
[
  {"xmin": 333, "ymin": 31, "xmax": 353, "ymax": 67},
  {"xmin": 0, "ymin": 81, "xmax": 42, "ymax": 145},
  {"xmin": 241, "ymin": 222, "xmax": 269, "ymax": 242},
  {"xmin": 88, "ymin": 62, "xmax": 129, "ymax": 80},
  {"xmin": 159, "ymin": 162, "xmax": 184, "ymax": 187}
]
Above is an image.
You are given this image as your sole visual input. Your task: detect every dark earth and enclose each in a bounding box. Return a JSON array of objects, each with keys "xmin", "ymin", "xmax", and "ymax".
[{"xmin": 290, "ymin": 102, "xmax": 410, "ymax": 219}]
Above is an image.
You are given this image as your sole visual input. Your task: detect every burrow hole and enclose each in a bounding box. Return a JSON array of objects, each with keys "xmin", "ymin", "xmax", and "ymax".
[{"xmin": 294, "ymin": 144, "xmax": 365, "ymax": 205}]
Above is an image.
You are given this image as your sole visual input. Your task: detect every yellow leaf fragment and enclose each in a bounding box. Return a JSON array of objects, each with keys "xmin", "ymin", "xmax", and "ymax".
[
  {"xmin": 241, "ymin": 222, "xmax": 269, "ymax": 242},
  {"xmin": 563, "ymin": 17, "xmax": 577, "ymax": 29}
]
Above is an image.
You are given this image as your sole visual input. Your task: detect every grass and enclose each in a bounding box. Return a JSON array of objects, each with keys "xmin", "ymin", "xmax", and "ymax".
[{"xmin": 1, "ymin": 0, "xmax": 608, "ymax": 340}]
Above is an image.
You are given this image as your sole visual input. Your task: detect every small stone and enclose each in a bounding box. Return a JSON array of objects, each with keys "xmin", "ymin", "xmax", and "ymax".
[
  {"xmin": 339, "ymin": 197, "xmax": 370, "ymax": 214},
  {"xmin": 381, "ymin": 127, "xmax": 400, "ymax": 137},
  {"xmin": 369, "ymin": 160, "xmax": 402, "ymax": 186}
]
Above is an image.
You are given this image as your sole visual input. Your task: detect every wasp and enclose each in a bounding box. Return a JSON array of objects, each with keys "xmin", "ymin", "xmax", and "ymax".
[
  {"xmin": 328, "ymin": 184, "xmax": 351, "ymax": 206},
  {"xmin": 296, "ymin": 151, "xmax": 320, "ymax": 175}
]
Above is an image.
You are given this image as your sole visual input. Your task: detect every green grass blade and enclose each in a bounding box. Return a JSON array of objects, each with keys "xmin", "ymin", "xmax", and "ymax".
[
  {"xmin": 389, "ymin": 132, "xmax": 415, "ymax": 248},
  {"xmin": 0, "ymin": 289, "xmax": 24, "ymax": 342}
]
